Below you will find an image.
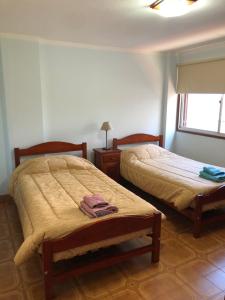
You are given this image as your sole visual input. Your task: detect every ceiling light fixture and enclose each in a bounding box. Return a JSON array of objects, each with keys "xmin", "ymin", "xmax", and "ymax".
[{"xmin": 149, "ymin": 0, "xmax": 199, "ymax": 18}]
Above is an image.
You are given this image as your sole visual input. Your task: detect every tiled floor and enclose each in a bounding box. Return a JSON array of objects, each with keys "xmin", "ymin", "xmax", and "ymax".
[{"xmin": 0, "ymin": 193, "xmax": 225, "ymax": 300}]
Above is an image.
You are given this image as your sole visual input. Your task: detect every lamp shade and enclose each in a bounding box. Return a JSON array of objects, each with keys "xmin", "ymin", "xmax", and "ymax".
[{"xmin": 100, "ymin": 121, "xmax": 111, "ymax": 131}]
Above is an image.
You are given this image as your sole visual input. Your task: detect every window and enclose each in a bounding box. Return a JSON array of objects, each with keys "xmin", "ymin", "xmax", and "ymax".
[{"xmin": 177, "ymin": 94, "xmax": 225, "ymax": 138}]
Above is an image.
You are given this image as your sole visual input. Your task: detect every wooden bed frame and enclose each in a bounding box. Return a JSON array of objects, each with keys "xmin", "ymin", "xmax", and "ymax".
[
  {"xmin": 14, "ymin": 141, "xmax": 88, "ymax": 167},
  {"xmin": 14, "ymin": 141, "xmax": 161, "ymax": 300},
  {"xmin": 113, "ymin": 133, "xmax": 225, "ymax": 238}
]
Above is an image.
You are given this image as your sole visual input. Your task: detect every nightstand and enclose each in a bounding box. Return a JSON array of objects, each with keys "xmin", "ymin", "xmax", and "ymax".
[{"xmin": 93, "ymin": 148, "xmax": 121, "ymax": 182}]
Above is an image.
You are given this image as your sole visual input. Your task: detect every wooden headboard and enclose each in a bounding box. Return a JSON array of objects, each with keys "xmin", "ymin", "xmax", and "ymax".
[
  {"xmin": 14, "ymin": 141, "xmax": 87, "ymax": 167},
  {"xmin": 112, "ymin": 133, "xmax": 163, "ymax": 149}
]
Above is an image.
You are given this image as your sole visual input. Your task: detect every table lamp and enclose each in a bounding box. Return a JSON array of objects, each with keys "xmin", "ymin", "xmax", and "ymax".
[{"xmin": 101, "ymin": 121, "xmax": 111, "ymax": 150}]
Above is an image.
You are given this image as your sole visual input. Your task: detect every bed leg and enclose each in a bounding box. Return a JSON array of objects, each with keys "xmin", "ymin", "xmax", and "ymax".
[
  {"xmin": 193, "ymin": 218, "xmax": 201, "ymax": 238},
  {"xmin": 43, "ymin": 241, "xmax": 54, "ymax": 300},
  {"xmin": 193, "ymin": 196, "xmax": 203, "ymax": 238},
  {"xmin": 151, "ymin": 212, "xmax": 161, "ymax": 263}
]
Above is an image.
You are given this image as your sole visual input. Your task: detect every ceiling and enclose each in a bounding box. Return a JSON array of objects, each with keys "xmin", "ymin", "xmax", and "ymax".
[{"xmin": 0, "ymin": 0, "xmax": 225, "ymax": 52}]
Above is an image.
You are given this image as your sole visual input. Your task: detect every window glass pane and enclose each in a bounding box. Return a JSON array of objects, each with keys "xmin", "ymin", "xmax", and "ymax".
[{"xmin": 185, "ymin": 94, "xmax": 221, "ymax": 132}]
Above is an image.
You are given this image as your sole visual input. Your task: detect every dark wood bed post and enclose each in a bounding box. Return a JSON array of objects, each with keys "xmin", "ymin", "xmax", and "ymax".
[
  {"xmin": 82, "ymin": 142, "xmax": 87, "ymax": 159},
  {"xmin": 14, "ymin": 148, "xmax": 20, "ymax": 168},
  {"xmin": 159, "ymin": 135, "xmax": 163, "ymax": 147},
  {"xmin": 151, "ymin": 212, "xmax": 161, "ymax": 263},
  {"xmin": 43, "ymin": 241, "xmax": 54, "ymax": 300},
  {"xmin": 193, "ymin": 195, "xmax": 203, "ymax": 238}
]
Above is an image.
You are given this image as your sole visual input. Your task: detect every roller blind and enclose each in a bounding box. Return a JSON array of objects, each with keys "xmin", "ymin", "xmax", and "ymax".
[{"xmin": 177, "ymin": 58, "xmax": 225, "ymax": 94}]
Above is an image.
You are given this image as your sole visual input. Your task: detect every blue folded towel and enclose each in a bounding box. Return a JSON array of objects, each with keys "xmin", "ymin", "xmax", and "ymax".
[
  {"xmin": 203, "ymin": 166, "xmax": 225, "ymax": 176},
  {"xmin": 199, "ymin": 171, "xmax": 225, "ymax": 182}
]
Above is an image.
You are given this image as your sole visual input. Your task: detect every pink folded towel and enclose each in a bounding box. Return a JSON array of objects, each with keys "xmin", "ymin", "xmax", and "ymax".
[
  {"xmin": 83, "ymin": 194, "xmax": 108, "ymax": 208},
  {"xmin": 80, "ymin": 200, "xmax": 118, "ymax": 218}
]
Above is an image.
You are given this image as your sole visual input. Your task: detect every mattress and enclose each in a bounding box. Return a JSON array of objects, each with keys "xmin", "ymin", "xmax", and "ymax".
[
  {"xmin": 120, "ymin": 144, "xmax": 225, "ymax": 211},
  {"xmin": 9, "ymin": 155, "xmax": 160, "ymax": 265}
]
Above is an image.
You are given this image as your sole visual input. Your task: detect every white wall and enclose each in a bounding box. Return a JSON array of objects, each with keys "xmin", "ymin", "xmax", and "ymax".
[
  {"xmin": 0, "ymin": 43, "xmax": 10, "ymax": 192},
  {"xmin": 176, "ymin": 132, "xmax": 225, "ymax": 167},
  {"xmin": 1, "ymin": 38, "xmax": 44, "ymax": 148},
  {"xmin": 0, "ymin": 35, "xmax": 166, "ymax": 194},
  {"xmin": 0, "ymin": 37, "xmax": 45, "ymax": 193},
  {"xmin": 40, "ymin": 44, "xmax": 164, "ymax": 153},
  {"xmin": 174, "ymin": 41, "xmax": 225, "ymax": 166},
  {"xmin": 161, "ymin": 52, "xmax": 177, "ymax": 151}
]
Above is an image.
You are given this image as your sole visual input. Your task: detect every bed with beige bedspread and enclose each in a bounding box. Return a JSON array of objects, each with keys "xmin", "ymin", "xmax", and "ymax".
[
  {"xmin": 9, "ymin": 155, "xmax": 160, "ymax": 265},
  {"xmin": 120, "ymin": 144, "xmax": 225, "ymax": 211}
]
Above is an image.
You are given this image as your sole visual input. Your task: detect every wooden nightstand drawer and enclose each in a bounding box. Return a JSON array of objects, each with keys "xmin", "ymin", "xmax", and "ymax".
[
  {"xmin": 103, "ymin": 153, "xmax": 120, "ymax": 163},
  {"xmin": 93, "ymin": 148, "xmax": 121, "ymax": 182}
]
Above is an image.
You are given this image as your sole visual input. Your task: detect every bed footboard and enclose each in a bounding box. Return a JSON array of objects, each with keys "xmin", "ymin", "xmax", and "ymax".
[
  {"xmin": 180, "ymin": 185, "xmax": 225, "ymax": 237},
  {"xmin": 192, "ymin": 184, "xmax": 225, "ymax": 237},
  {"xmin": 42, "ymin": 212, "xmax": 161, "ymax": 300},
  {"xmin": 43, "ymin": 212, "xmax": 161, "ymax": 300}
]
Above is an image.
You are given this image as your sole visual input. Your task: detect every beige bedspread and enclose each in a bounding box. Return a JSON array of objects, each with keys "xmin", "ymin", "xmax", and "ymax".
[
  {"xmin": 120, "ymin": 144, "xmax": 225, "ymax": 211},
  {"xmin": 9, "ymin": 155, "xmax": 159, "ymax": 265}
]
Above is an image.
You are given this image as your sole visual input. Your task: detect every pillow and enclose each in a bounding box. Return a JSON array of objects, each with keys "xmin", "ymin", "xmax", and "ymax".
[
  {"xmin": 121, "ymin": 144, "xmax": 170, "ymax": 161},
  {"xmin": 9, "ymin": 155, "xmax": 94, "ymax": 196}
]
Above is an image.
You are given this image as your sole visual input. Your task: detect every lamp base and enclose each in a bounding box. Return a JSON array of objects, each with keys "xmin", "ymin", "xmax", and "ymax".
[{"xmin": 102, "ymin": 147, "xmax": 111, "ymax": 151}]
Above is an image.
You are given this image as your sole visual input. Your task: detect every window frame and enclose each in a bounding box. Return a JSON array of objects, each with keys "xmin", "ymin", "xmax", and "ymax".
[{"xmin": 176, "ymin": 94, "xmax": 225, "ymax": 140}]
